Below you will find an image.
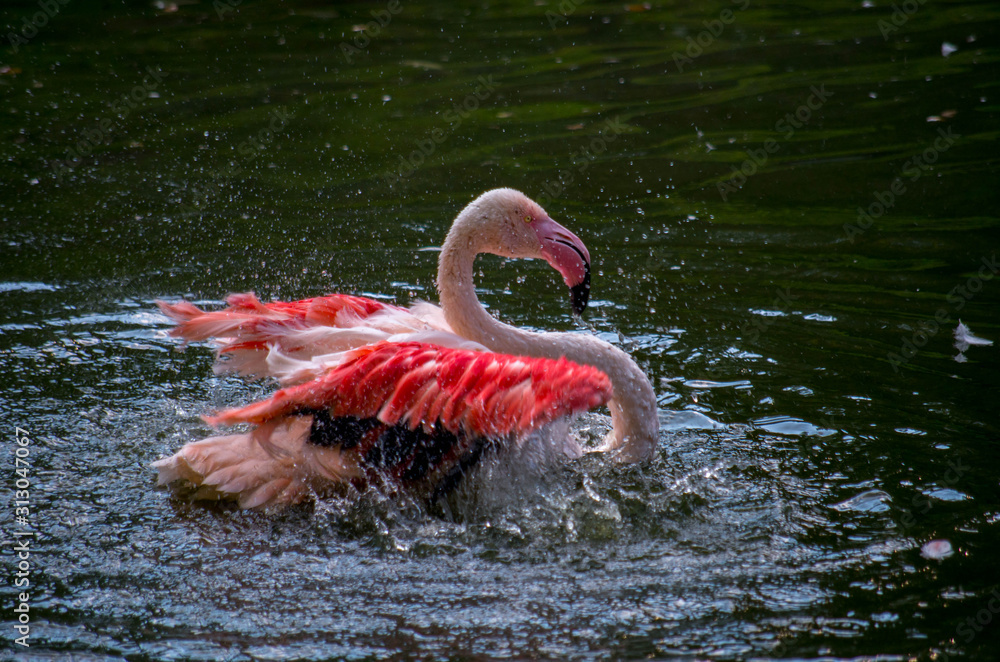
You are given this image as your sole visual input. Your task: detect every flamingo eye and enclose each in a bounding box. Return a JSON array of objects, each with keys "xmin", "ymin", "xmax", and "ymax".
[{"xmin": 523, "ymin": 215, "xmax": 533, "ymax": 224}]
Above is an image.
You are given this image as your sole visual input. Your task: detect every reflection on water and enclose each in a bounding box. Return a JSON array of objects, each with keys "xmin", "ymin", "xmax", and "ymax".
[{"xmin": 1, "ymin": 0, "xmax": 999, "ymax": 658}]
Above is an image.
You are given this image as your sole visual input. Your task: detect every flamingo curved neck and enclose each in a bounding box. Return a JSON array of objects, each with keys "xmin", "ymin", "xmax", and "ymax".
[{"xmin": 437, "ymin": 215, "xmax": 659, "ymax": 461}]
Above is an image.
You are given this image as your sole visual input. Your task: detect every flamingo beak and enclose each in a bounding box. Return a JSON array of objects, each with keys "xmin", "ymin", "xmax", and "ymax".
[{"xmin": 534, "ymin": 215, "xmax": 592, "ymax": 315}]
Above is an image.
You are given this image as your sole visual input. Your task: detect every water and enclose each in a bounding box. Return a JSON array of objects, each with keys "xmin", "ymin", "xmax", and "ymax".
[{"xmin": 2, "ymin": 0, "xmax": 999, "ymax": 659}]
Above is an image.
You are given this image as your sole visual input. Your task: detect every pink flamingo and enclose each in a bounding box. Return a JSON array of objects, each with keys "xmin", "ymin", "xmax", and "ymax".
[{"xmin": 153, "ymin": 189, "xmax": 658, "ymax": 508}]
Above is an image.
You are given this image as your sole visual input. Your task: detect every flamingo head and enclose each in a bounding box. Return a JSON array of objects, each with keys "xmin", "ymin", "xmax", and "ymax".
[{"xmin": 467, "ymin": 188, "xmax": 592, "ymax": 315}]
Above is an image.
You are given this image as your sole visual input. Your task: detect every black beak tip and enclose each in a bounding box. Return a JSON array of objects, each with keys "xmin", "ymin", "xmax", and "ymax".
[{"xmin": 570, "ymin": 267, "xmax": 591, "ymax": 316}]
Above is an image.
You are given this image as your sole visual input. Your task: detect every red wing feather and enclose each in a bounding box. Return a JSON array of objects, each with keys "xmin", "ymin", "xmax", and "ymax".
[
  {"xmin": 205, "ymin": 342, "xmax": 612, "ymax": 439},
  {"xmin": 157, "ymin": 292, "xmax": 403, "ymax": 342}
]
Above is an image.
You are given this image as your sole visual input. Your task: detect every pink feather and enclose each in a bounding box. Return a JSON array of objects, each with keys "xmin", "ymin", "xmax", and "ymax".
[{"xmin": 204, "ymin": 341, "xmax": 611, "ymax": 439}]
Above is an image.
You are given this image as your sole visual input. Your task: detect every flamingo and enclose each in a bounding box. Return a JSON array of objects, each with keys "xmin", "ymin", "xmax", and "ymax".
[{"xmin": 153, "ymin": 188, "xmax": 658, "ymax": 508}]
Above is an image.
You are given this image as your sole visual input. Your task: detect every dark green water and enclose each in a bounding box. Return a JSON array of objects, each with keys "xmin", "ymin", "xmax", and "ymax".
[{"xmin": 2, "ymin": 0, "xmax": 999, "ymax": 659}]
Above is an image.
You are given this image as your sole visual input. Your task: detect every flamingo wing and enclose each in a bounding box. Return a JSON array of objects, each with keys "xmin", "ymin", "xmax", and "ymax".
[
  {"xmin": 183, "ymin": 341, "xmax": 611, "ymax": 499},
  {"xmin": 157, "ymin": 293, "xmax": 473, "ymax": 383},
  {"xmin": 206, "ymin": 341, "xmax": 612, "ymax": 438},
  {"xmin": 158, "ymin": 292, "xmax": 399, "ymax": 339}
]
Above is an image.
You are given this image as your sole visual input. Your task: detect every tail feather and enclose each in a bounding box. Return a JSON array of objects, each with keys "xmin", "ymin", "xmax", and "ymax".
[
  {"xmin": 240, "ymin": 477, "xmax": 296, "ymax": 510},
  {"xmin": 152, "ymin": 415, "xmax": 361, "ymax": 509},
  {"xmin": 157, "ymin": 299, "xmax": 206, "ymax": 325},
  {"xmin": 157, "ymin": 299, "xmax": 258, "ymax": 342}
]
